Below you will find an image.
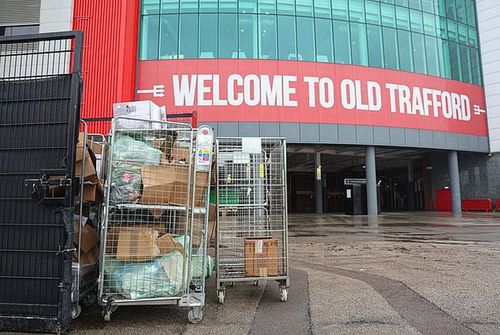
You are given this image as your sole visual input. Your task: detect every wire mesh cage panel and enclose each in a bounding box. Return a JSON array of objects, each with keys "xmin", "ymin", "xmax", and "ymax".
[
  {"xmin": 215, "ymin": 138, "xmax": 289, "ymax": 304},
  {"xmin": 99, "ymin": 118, "xmax": 213, "ymax": 323},
  {"xmin": 0, "ymin": 32, "xmax": 82, "ymax": 334}
]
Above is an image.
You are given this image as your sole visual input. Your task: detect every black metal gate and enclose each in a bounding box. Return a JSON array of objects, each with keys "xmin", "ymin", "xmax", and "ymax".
[{"xmin": 0, "ymin": 31, "xmax": 83, "ymax": 334}]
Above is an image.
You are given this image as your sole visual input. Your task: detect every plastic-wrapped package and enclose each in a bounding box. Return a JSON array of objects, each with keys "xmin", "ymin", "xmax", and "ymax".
[
  {"xmin": 158, "ymin": 251, "xmax": 184, "ymax": 293},
  {"xmin": 110, "ymin": 164, "xmax": 142, "ymax": 204},
  {"xmin": 112, "ymin": 135, "xmax": 162, "ymax": 165},
  {"xmin": 191, "ymin": 255, "xmax": 214, "ymax": 279},
  {"xmin": 106, "ymin": 259, "xmax": 176, "ymax": 299}
]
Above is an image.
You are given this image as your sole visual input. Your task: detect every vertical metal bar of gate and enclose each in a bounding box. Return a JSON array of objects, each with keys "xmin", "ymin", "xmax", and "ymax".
[{"xmin": 0, "ymin": 31, "xmax": 83, "ymax": 334}]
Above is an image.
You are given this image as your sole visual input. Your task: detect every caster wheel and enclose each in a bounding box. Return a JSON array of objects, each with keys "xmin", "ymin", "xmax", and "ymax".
[
  {"xmin": 103, "ymin": 312, "xmax": 111, "ymax": 322},
  {"xmin": 218, "ymin": 290, "xmax": 225, "ymax": 304},
  {"xmin": 228, "ymin": 281, "xmax": 234, "ymax": 287},
  {"xmin": 252, "ymin": 281, "xmax": 259, "ymax": 286},
  {"xmin": 72, "ymin": 304, "xmax": 82, "ymax": 319},
  {"xmin": 82, "ymin": 293, "xmax": 96, "ymax": 306},
  {"xmin": 188, "ymin": 308, "xmax": 203, "ymax": 324},
  {"xmin": 280, "ymin": 287, "xmax": 288, "ymax": 302}
]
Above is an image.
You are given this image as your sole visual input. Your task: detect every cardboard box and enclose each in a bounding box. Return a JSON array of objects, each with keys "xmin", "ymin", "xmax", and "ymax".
[
  {"xmin": 79, "ymin": 181, "xmax": 103, "ymax": 203},
  {"xmin": 80, "ymin": 245, "xmax": 100, "ymax": 265},
  {"xmin": 244, "ymin": 237, "xmax": 278, "ymax": 277},
  {"xmin": 141, "ymin": 165, "xmax": 176, "ymax": 205},
  {"xmin": 113, "ymin": 100, "xmax": 165, "ymax": 130},
  {"xmin": 157, "ymin": 234, "xmax": 184, "ymax": 254},
  {"xmin": 73, "ymin": 218, "xmax": 99, "ymax": 253},
  {"xmin": 75, "ymin": 149, "xmax": 97, "ymax": 180},
  {"xmin": 171, "ymin": 145, "xmax": 191, "ymax": 163},
  {"xmin": 140, "ymin": 163, "xmax": 209, "ymax": 207},
  {"xmin": 116, "ymin": 228, "xmax": 160, "ymax": 262}
]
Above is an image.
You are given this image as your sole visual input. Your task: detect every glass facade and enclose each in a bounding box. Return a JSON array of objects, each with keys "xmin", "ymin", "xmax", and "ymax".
[{"xmin": 139, "ymin": 0, "xmax": 482, "ymax": 86}]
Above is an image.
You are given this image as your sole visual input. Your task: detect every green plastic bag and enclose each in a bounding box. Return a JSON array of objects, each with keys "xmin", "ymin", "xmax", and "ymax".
[{"xmin": 112, "ymin": 135, "xmax": 162, "ymax": 165}]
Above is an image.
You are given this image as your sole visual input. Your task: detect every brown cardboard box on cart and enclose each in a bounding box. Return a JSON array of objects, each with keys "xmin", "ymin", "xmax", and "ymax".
[
  {"xmin": 75, "ymin": 133, "xmax": 98, "ymax": 180},
  {"xmin": 78, "ymin": 181, "xmax": 103, "ymax": 203},
  {"xmin": 207, "ymin": 204, "xmax": 217, "ymax": 247},
  {"xmin": 244, "ymin": 237, "xmax": 279, "ymax": 277},
  {"xmin": 141, "ymin": 163, "xmax": 209, "ymax": 207},
  {"xmin": 116, "ymin": 227, "xmax": 160, "ymax": 262},
  {"xmin": 141, "ymin": 165, "xmax": 176, "ymax": 204},
  {"xmin": 168, "ymin": 164, "xmax": 209, "ymax": 207},
  {"xmin": 156, "ymin": 234, "xmax": 184, "ymax": 254}
]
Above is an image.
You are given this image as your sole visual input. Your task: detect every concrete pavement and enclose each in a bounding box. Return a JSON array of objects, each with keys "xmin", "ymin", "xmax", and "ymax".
[{"xmin": 10, "ymin": 212, "xmax": 500, "ymax": 335}]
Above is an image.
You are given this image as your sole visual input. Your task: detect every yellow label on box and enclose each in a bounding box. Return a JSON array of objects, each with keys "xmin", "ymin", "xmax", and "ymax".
[{"xmin": 259, "ymin": 164, "xmax": 265, "ymax": 178}]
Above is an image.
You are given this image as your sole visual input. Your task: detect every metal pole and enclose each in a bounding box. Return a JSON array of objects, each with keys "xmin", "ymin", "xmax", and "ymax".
[
  {"xmin": 315, "ymin": 151, "xmax": 323, "ymax": 214},
  {"xmin": 448, "ymin": 151, "xmax": 462, "ymax": 216},
  {"xmin": 407, "ymin": 160, "xmax": 416, "ymax": 210},
  {"xmin": 365, "ymin": 146, "xmax": 378, "ymax": 216}
]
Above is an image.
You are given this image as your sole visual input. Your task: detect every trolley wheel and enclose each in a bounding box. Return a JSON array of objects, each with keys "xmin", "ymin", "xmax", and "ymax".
[
  {"xmin": 217, "ymin": 290, "xmax": 225, "ymax": 304},
  {"xmin": 280, "ymin": 287, "xmax": 288, "ymax": 302},
  {"xmin": 252, "ymin": 281, "xmax": 259, "ymax": 286},
  {"xmin": 227, "ymin": 281, "xmax": 234, "ymax": 287},
  {"xmin": 188, "ymin": 308, "xmax": 204, "ymax": 324},
  {"xmin": 71, "ymin": 304, "xmax": 82, "ymax": 319},
  {"xmin": 82, "ymin": 292, "xmax": 96, "ymax": 306},
  {"xmin": 103, "ymin": 311, "xmax": 111, "ymax": 322}
]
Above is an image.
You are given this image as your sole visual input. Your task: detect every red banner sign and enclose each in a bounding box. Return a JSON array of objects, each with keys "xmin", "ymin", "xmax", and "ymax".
[{"xmin": 137, "ymin": 59, "xmax": 488, "ymax": 136}]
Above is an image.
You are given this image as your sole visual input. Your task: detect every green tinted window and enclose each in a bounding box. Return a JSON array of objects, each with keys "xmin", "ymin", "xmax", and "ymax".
[
  {"xmin": 239, "ymin": 14, "xmax": 257, "ymax": 58},
  {"xmin": 412, "ymin": 32, "xmax": 427, "ymax": 74},
  {"xmin": 179, "ymin": 14, "xmax": 198, "ymax": 58},
  {"xmin": 139, "ymin": 0, "xmax": 484, "ymax": 85},
  {"xmin": 396, "ymin": 6, "xmax": 410, "ymax": 30},
  {"xmin": 160, "ymin": 0, "xmax": 178, "ymax": 13},
  {"xmin": 277, "ymin": 0, "xmax": 295, "ymax": 15},
  {"xmin": 259, "ymin": 14, "xmax": 277, "ymax": 59},
  {"xmin": 259, "ymin": 0, "xmax": 276, "ymax": 14},
  {"xmin": 383, "ymin": 27, "xmax": 399, "ymax": 69},
  {"xmin": 140, "ymin": 15, "xmax": 159, "ymax": 59},
  {"xmin": 314, "ymin": 0, "xmax": 331, "ymax": 18},
  {"xmin": 315, "ymin": 18, "xmax": 334, "ymax": 62},
  {"xmin": 469, "ymin": 48, "xmax": 481, "ymax": 85},
  {"xmin": 381, "ymin": 3, "xmax": 396, "ymax": 27},
  {"xmin": 398, "ymin": 30, "xmax": 413, "ymax": 72},
  {"xmin": 199, "ymin": 14, "xmax": 217, "ymax": 58},
  {"xmin": 332, "ymin": 0, "xmax": 348, "ymax": 20},
  {"xmin": 180, "ymin": 0, "xmax": 198, "ymax": 13},
  {"xmin": 297, "ymin": 16, "xmax": 315, "ymax": 61},
  {"xmin": 365, "ymin": 1, "xmax": 381, "ymax": 25},
  {"xmin": 199, "ymin": 0, "xmax": 218, "ymax": 12},
  {"xmin": 367, "ymin": 24, "xmax": 383, "ymax": 68},
  {"xmin": 425, "ymin": 35, "xmax": 440, "ymax": 76},
  {"xmin": 350, "ymin": 22, "xmax": 368, "ymax": 66},
  {"xmin": 423, "ymin": 13, "xmax": 436, "ymax": 35},
  {"xmin": 333, "ymin": 20, "xmax": 351, "ymax": 64},
  {"xmin": 219, "ymin": 0, "xmax": 237, "ymax": 12},
  {"xmin": 159, "ymin": 14, "xmax": 178, "ymax": 59},
  {"xmin": 468, "ymin": 28, "xmax": 477, "ymax": 48},
  {"xmin": 408, "ymin": 0, "xmax": 421, "ymax": 10},
  {"xmin": 296, "ymin": 0, "xmax": 313, "ymax": 16},
  {"xmin": 349, "ymin": 0, "xmax": 366, "ymax": 23},
  {"xmin": 143, "ymin": 0, "xmax": 160, "ymax": 14},
  {"xmin": 460, "ymin": 44, "xmax": 470, "ymax": 83},
  {"xmin": 410, "ymin": 10, "xmax": 423, "ymax": 33},
  {"xmin": 219, "ymin": 14, "xmax": 237, "ymax": 57},
  {"xmin": 240, "ymin": 0, "xmax": 257, "ymax": 13},
  {"xmin": 449, "ymin": 41, "xmax": 461, "ymax": 81},
  {"xmin": 278, "ymin": 15, "xmax": 296, "ymax": 60}
]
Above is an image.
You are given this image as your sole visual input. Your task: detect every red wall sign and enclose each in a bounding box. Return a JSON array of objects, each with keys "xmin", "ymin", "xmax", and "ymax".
[{"xmin": 137, "ymin": 59, "xmax": 488, "ymax": 136}]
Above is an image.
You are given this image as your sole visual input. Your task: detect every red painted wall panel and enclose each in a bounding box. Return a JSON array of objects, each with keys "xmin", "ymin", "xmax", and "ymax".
[{"xmin": 73, "ymin": 0, "xmax": 139, "ymax": 134}]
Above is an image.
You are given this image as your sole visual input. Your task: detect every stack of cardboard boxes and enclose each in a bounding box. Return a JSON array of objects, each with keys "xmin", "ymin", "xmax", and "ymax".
[
  {"xmin": 75, "ymin": 133, "xmax": 104, "ymax": 203},
  {"xmin": 73, "ymin": 216, "xmax": 100, "ymax": 273}
]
